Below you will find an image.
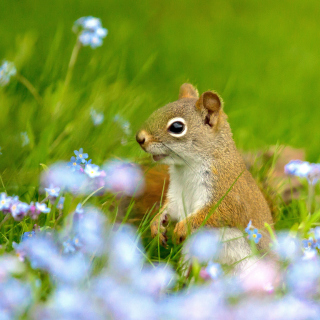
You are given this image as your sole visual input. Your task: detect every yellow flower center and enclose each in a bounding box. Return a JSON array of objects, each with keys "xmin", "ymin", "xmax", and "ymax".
[
  {"xmin": 79, "ymin": 154, "xmax": 82, "ymax": 158},
  {"xmin": 1, "ymin": 200, "xmax": 5, "ymax": 204},
  {"xmin": 51, "ymin": 189, "xmax": 55, "ymax": 193},
  {"xmin": 12, "ymin": 205, "xmax": 16, "ymax": 211},
  {"xmin": 253, "ymin": 234, "xmax": 257, "ymax": 238},
  {"xmin": 90, "ymin": 171, "xmax": 94, "ymax": 175},
  {"xmin": 73, "ymin": 162, "xmax": 77, "ymax": 166}
]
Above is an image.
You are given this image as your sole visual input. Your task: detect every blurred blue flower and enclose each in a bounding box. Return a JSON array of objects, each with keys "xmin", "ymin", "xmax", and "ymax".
[
  {"xmin": 245, "ymin": 220, "xmax": 252, "ymax": 233},
  {"xmin": 272, "ymin": 232, "xmax": 301, "ymax": 261},
  {"xmin": 74, "ymin": 148, "xmax": 88, "ymax": 163},
  {"xmin": 68, "ymin": 156, "xmax": 82, "ymax": 171},
  {"xmin": 35, "ymin": 202, "xmax": 50, "ymax": 214},
  {"xmin": 286, "ymin": 258, "xmax": 320, "ymax": 296},
  {"xmin": 0, "ymin": 60, "xmax": 16, "ymax": 87},
  {"xmin": 10, "ymin": 200, "xmax": 29, "ymax": 220},
  {"xmin": 21, "ymin": 231, "xmax": 36, "ymax": 242},
  {"xmin": 90, "ymin": 109, "xmax": 104, "ymax": 126},
  {"xmin": 205, "ymin": 262, "xmax": 223, "ymax": 280},
  {"xmin": 57, "ymin": 197, "xmax": 65, "ymax": 210},
  {"xmin": 247, "ymin": 228, "xmax": 262, "ymax": 244},
  {"xmin": 308, "ymin": 164, "xmax": 320, "ymax": 185},
  {"xmin": 73, "ymin": 16, "xmax": 108, "ymax": 49},
  {"xmin": 285, "ymin": 160, "xmax": 312, "ymax": 178},
  {"xmin": 20, "ymin": 131, "xmax": 30, "ymax": 147},
  {"xmin": 74, "ymin": 207, "xmax": 107, "ymax": 255},
  {"xmin": 0, "ymin": 193, "xmax": 11, "ymax": 211},
  {"xmin": 44, "ymin": 184, "xmax": 60, "ymax": 198},
  {"xmin": 103, "ymin": 160, "xmax": 145, "ymax": 197},
  {"xmin": 183, "ymin": 229, "xmax": 221, "ymax": 264},
  {"xmin": 41, "ymin": 162, "xmax": 87, "ymax": 194},
  {"xmin": 302, "ymin": 237, "xmax": 318, "ymax": 250},
  {"xmin": 62, "ymin": 239, "xmax": 76, "ymax": 254},
  {"xmin": 107, "ymin": 225, "xmax": 144, "ymax": 277},
  {"xmin": 84, "ymin": 163, "xmax": 101, "ymax": 178}
]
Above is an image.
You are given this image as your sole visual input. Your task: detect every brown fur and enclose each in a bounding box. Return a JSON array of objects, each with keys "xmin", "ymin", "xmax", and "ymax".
[{"xmin": 136, "ymin": 84, "xmax": 274, "ymax": 251}]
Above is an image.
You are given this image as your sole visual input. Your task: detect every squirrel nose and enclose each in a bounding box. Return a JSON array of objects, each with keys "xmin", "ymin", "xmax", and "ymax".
[{"xmin": 136, "ymin": 131, "xmax": 146, "ymax": 146}]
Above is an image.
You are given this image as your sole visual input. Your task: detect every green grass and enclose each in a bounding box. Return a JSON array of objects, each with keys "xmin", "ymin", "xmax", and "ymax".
[{"xmin": 0, "ymin": 0, "xmax": 319, "ymax": 248}]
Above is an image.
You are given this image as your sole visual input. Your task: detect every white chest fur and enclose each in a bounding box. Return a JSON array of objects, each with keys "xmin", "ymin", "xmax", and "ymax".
[{"xmin": 167, "ymin": 163, "xmax": 213, "ymax": 221}]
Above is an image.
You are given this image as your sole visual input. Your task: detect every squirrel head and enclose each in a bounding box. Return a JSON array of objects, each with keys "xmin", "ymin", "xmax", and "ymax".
[{"xmin": 136, "ymin": 83, "xmax": 227, "ymax": 165}]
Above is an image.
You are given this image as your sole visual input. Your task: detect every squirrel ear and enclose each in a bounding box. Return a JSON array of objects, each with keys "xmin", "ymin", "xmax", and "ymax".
[
  {"xmin": 179, "ymin": 83, "xmax": 199, "ymax": 99},
  {"xmin": 196, "ymin": 91, "xmax": 223, "ymax": 127}
]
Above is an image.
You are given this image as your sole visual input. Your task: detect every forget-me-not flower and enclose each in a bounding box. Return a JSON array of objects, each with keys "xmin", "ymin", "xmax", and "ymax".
[
  {"xmin": 247, "ymin": 228, "xmax": 262, "ymax": 244},
  {"xmin": 74, "ymin": 148, "xmax": 88, "ymax": 163},
  {"xmin": 0, "ymin": 60, "xmax": 17, "ymax": 87},
  {"xmin": 68, "ymin": 156, "xmax": 82, "ymax": 171},
  {"xmin": 44, "ymin": 184, "xmax": 60, "ymax": 198},
  {"xmin": 90, "ymin": 109, "xmax": 104, "ymax": 126},
  {"xmin": 35, "ymin": 202, "xmax": 50, "ymax": 214},
  {"xmin": 73, "ymin": 16, "xmax": 108, "ymax": 49},
  {"xmin": 84, "ymin": 164, "xmax": 101, "ymax": 178},
  {"xmin": 0, "ymin": 193, "xmax": 11, "ymax": 211}
]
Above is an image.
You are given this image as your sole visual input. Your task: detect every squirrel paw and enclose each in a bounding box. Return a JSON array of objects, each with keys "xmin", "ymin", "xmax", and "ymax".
[
  {"xmin": 173, "ymin": 220, "xmax": 192, "ymax": 244},
  {"xmin": 150, "ymin": 213, "xmax": 170, "ymax": 247}
]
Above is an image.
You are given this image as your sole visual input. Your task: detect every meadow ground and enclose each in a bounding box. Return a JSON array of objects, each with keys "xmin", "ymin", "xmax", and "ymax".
[{"xmin": 0, "ymin": 1, "xmax": 320, "ymax": 319}]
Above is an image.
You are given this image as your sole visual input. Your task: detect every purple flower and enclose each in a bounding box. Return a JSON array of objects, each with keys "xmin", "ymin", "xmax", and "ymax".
[
  {"xmin": 74, "ymin": 148, "xmax": 88, "ymax": 163},
  {"xmin": 103, "ymin": 160, "xmax": 145, "ymax": 197},
  {"xmin": 67, "ymin": 156, "xmax": 82, "ymax": 171},
  {"xmin": 247, "ymin": 228, "xmax": 262, "ymax": 244}
]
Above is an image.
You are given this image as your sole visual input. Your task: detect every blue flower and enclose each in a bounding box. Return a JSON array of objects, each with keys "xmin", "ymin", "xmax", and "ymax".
[
  {"xmin": 68, "ymin": 156, "xmax": 82, "ymax": 171},
  {"xmin": 302, "ymin": 237, "xmax": 317, "ymax": 250},
  {"xmin": 84, "ymin": 163, "xmax": 101, "ymax": 178},
  {"xmin": 20, "ymin": 131, "xmax": 30, "ymax": 147},
  {"xmin": 247, "ymin": 228, "xmax": 262, "ymax": 244},
  {"xmin": 184, "ymin": 230, "xmax": 221, "ymax": 264},
  {"xmin": 10, "ymin": 201, "xmax": 29, "ymax": 220},
  {"xmin": 74, "ymin": 148, "xmax": 88, "ymax": 163},
  {"xmin": 205, "ymin": 262, "xmax": 223, "ymax": 280},
  {"xmin": 245, "ymin": 220, "xmax": 252, "ymax": 233},
  {"xmin": 0, "ymin": 192, "xmax": 11, "ymax": 211},
  {"xmin": 35, "ymin": 202, "xmax": 50, "ymax": 214},
  {"xmin": 21, "ymin": 231, "xmax": 36, "ymax": 242},
  {"xmin": 73, "ymin": 16, "xmax": 108, "ymax": 49},
  {"xmin": 284, "ymin": 160, "xmax": 312, "ymax": 178},
  {"xmin": 44, "ymin": 184, "xmax": 60, "ymax": 198},
  {"xmin": 62, "ymin": 239, "xmax": 77, "ymax": 254},
  {"xmin": 75, "ymin": 203, "xmax": 84, "ymax": 215},
  {"xmin": 0, "ymin": 60, "xmax": 17, "ymax": 87},
  {"xmin": 90, "ymin": 109, "xmax": 104, "ymax": 126},
  {"xmin": 57, "ymin": 197, "xmax": 65, "ymax": 210}
]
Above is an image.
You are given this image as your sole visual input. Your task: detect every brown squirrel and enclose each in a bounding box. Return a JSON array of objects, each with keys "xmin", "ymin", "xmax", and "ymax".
[{"xmin": 136, "ymin": 84, "xmax": 274, "ymax": 265}]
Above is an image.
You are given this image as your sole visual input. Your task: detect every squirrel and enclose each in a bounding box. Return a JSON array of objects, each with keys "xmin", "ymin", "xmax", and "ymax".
[{"xmin": 136, "ymin": 83, "xmax": 274, "ymax": 265}]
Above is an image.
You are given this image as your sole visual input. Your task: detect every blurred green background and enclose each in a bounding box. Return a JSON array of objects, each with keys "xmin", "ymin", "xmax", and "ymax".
[{"xmin": 0, "ymin": 0, "xmax": 319, "ymax": 194}]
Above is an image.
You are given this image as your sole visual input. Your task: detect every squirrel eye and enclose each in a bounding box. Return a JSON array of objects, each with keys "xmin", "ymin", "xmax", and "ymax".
[{"xmin": 167, "ymin": 117, "xmax": 187, "ymax": 137}]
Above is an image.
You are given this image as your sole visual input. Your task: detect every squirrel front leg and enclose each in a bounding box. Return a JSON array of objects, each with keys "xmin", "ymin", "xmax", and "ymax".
[
  {"xmin": 173, "ymin": 206, "xmax": 229, "ymax": 244},
  {"xmin": 150, "ymin": 200, "xmax": 170, "ymax": 247}
]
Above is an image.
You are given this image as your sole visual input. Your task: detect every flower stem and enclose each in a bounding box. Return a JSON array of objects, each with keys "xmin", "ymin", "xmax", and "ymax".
[
  {"xmin": 16, "ymin": 73, "xmax": 43, "ymax": 106},
  {"xmin": 54, "ymin": 39, "xmax": 82, "ymax": 115},
  {"xmin": 307, "ymin": 182, "xmax": 315, "ymax": 214}
]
